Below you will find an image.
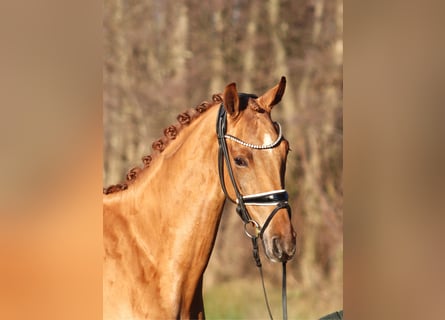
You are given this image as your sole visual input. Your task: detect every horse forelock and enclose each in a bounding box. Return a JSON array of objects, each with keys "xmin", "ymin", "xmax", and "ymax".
[{"xmin": 103, "ymin": 94, "xmax": 223, "ymax": 195}]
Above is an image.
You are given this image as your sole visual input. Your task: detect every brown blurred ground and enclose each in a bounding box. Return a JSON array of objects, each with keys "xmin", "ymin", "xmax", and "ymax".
[{"xmin": 0, "ymin": 1, "xmax": 102, "ymax": 319}]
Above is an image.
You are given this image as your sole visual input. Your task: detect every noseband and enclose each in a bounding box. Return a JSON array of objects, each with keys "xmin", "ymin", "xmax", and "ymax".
[
  {"xmin": 216, "ymin": 104, "xmax": 291, "ymax": 320},
  {"xmin": 216, "ymin": 104, "xmax": 292, "ymax": 239}
]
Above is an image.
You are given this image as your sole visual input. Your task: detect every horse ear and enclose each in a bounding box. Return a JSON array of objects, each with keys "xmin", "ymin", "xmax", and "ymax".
[
  {"xmin": 223, "ymin": 82, "xmax": 240, "ymax": 118},
  {"xmin": 257, "ymin": 76, "xmax": 286, "ymax": 112}
]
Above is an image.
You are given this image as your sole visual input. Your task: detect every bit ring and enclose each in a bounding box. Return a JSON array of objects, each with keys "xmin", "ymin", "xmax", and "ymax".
[{"xmin": 244, "ymin": 220, "xmax": 261, "ymax": 239}]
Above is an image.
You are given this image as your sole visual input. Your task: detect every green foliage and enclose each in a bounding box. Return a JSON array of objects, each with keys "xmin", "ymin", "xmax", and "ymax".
[{"xmin": 204, "ymin": 277, "xmax": 341, "ymax": 319}]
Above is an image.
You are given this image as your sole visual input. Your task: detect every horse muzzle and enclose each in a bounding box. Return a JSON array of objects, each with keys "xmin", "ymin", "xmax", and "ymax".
[
  {"xmin": 260, "ymin": 206, "xmax": 296, "ymax": 263},
  {"xmin": 241, "ymin": 190, "xmax": 296, "ymax": 263},
  {"xmin": 267, "ymin": 232, "xmax": 297, "ymax": 262}
]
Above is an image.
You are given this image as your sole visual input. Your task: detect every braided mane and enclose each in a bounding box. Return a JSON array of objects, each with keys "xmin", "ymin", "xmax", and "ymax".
[{"xmin": 103, "ymin": 93, "xmax": 223, "ymax": 194}]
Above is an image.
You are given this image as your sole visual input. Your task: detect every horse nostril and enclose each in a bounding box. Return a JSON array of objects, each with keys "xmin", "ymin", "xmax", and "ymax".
[
  {"xmin": 272, "ymin": 236, "xmax": 295, "ymax": 262},
  {"xmin": 272, "ymin": 237, "xmax": 283, "ymax": 259}
]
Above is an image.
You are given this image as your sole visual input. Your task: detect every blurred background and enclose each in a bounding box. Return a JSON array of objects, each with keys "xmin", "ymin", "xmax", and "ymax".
[{"xmin": 103, "ymin": 0, "xmax": 342, "ymax": 318}]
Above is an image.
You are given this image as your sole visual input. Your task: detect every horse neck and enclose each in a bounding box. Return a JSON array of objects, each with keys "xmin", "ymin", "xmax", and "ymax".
[
  {"xmin": 136, "ymin": 105, "xmax": 224, "ymax": 218},
  {"xmin": 104, "ymin": 106, "xmax": 225, "ymax": 315}
]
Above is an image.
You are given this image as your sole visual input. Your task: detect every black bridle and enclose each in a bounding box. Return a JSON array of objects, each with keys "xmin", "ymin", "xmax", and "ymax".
[{"xmin": 216, "ymin": 104, "xmax": 292, "ymax": 320}]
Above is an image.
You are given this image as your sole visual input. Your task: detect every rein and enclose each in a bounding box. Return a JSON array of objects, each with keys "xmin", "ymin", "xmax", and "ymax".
[{"xmin": 216, "ymin": 105, "xmax": 291, "ymax": 320}]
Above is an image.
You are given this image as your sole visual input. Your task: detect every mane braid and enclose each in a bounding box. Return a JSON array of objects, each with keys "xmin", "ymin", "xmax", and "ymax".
[{"xmin": 103, "ymin": 93, "xmax": 223, "ymax": 194}]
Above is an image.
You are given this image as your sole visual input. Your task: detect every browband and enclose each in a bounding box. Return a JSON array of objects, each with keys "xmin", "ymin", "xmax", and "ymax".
[{"xmin": 224, "ymin": 122, "xmax": 283, "ymax": 149}]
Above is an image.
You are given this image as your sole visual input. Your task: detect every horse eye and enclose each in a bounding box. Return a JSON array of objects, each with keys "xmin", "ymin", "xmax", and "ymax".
[{"xmin": 234, "ymin": 157, "xmax": 248, "ymax": 167}]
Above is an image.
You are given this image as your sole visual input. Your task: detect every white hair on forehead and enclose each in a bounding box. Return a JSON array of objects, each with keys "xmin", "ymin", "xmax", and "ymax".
[{"xmin": 263, "ymin": 133, "xmax": 274, "ymax": 145}]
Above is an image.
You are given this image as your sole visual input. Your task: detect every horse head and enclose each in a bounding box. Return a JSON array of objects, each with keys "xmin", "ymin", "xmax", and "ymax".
[{"xmin": 220, "ymin": 76, "xmax": 296, "ymax": 262}]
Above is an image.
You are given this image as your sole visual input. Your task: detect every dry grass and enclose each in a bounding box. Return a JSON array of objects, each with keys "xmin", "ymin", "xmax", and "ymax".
[{"xmin": 204, "ymin": 268, "xmax": 342, "ymax": 319}]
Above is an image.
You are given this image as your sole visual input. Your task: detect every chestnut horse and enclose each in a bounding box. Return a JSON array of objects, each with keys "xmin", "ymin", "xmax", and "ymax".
[{"xmin": 103, "ymin": 77, "xmax": 296, "ymax": 319}]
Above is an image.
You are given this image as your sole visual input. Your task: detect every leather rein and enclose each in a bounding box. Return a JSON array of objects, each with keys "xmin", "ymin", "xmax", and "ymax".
[{"xmin": 216, "ymin": 104, "xmax": 291, "ymax": 320}]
